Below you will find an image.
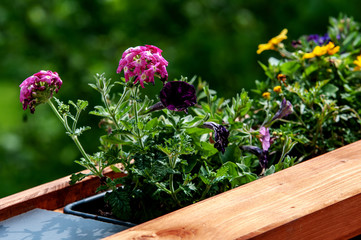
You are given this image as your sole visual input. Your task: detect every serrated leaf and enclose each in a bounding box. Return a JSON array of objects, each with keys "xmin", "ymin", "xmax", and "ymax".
[
  {"xmin": 74, "ymin": 126, "xmax": 91, "ymax": 136},
  {"xmin": 69, "ymin": 172, "xmax": 90, "ymax": 185},
  {"xmin": 101, "ymin": 135, "xmax": 133, "ymax": 145},
  {"xmin": 199, "ymin": 175, "xmax": 211, "ymax": 185}
]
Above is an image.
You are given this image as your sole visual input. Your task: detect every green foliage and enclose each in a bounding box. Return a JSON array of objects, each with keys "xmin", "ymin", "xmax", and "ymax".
[
  {"xmin": 9, "ymin": 4, "xmax": 361, "ymax": 226},
  {"xmin": 4, "ymin": 0, "xmax": 361, "ymax": 198},
  {"xmin": 64, "ymin": 71, "xmax": 306, "ymax": 223},
  {"xmin": 255, "ymin": 14, "xmax": 361, "ymax": 159}
]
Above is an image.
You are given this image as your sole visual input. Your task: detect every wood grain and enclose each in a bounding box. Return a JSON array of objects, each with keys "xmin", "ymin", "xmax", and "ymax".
[
  {"xmin": 104, "ymin": 140, "xmax": 361, "ymax": 240},
  {"xmin": 0, "ymin": 168, "xmax": 125, "ymax": 221}
]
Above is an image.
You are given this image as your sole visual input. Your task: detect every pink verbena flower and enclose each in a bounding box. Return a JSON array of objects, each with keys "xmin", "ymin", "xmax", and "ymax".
[
  {"xmin": 116, "ymin": 45, "xmax": 168, "ymax": 88},
  {"xmin": 19, "ymin": 70, "xmax": 62, "ymax": 113},
  {"xmin": 259, "ymin": 126, "xmax": 271, "ymax": 151}
]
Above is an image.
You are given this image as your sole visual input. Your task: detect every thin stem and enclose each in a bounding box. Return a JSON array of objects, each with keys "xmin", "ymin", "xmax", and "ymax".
[
  {"xmin": 169, "ymin": 174, "xmax": 182, "ymax": 207},
  {"xmin": 131, "ymin": 87, "xmax": 145, "ymax": 149},
  {"xmin": 48, "ymin": 99, "xmax": 65, "ymax": 126},
  {"xmin": 102, "ymin": 90, "xmax": 122, "ymax": 130},
  {"xmin": 167, "ymin": 154, "xmax": 181, "ymax": 206},
  {"xmin": 115, "ymin": 86, "xmax": 128, "ymax": 113},
  {"xmin": 200, "ymin": 184, "xmax": 212, "ymax": 200},
  {"xmin": 48, "ymin": 99, "xmax": 103, "ymax": 178}
]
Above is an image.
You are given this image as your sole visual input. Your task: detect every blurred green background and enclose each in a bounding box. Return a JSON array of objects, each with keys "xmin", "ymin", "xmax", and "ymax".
[{"xmin": 1, "ymin": 0, "xmax": 360, "ymax": 197}]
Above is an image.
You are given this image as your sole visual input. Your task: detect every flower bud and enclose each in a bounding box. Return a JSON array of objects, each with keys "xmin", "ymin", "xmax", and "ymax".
[{"xmin": 19, "ymin": 70, "xmax": 62, "ymax": 113}]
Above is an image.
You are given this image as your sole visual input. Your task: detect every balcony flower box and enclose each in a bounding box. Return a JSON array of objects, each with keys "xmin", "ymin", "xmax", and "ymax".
[{"xmin": 1, "ymin": 140, "xmax": 361, "ymax": 239}]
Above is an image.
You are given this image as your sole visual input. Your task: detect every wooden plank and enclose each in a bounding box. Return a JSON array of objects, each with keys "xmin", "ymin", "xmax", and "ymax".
[
  {"xmin": 0, "ymin": 169, "xmax": 125, "ymax": 221},
  {"xmin": 105, "ymin": 140, "xmax": 361, "ymax": 240}
]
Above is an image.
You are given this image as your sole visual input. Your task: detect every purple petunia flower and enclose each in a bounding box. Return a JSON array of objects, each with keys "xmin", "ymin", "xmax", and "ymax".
[
  {"xmin": 116, "ymin": 45, "xmax": 168, "ymax": 88},
  {"xmin": 240, "ymin": 145, "xmax": 268, "ymax": 170},
  {"xmin": 307, "ymin": 34, "xmax": 331, "ymax": 46},
  {"xmin": 19, "ymin": 70, "xmax": 63, "ymax": 113},
  {"xmin": 159, "ymin": 81, "xmax": 197, "ymax": 113},
  {"xmin": 259, "ymin": 126, "xmax": 271, "ymax": 151},
  {"xmin": 271, "ymin": 98, "xmax": 293, "ymax": 121},
  {"xmin": 203, "ymin": 122, "xmax": 230, "ymax": 154}
]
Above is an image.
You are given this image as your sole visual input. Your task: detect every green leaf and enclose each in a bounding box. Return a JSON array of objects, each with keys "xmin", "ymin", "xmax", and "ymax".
[
  {"xmin": 110, "ymin": 165, "xmax": 123, "ymax": 173},
  {"xmin": 322, "ymin": 83, "xmax": 339, "ymax": 98},
  {"xmin": 183, "ymin": 158, "xmax": 197, "ymax": 173},
  {"xmin": 144, "ymin": 117, "xmax": 158, "ymax": 131},
  {"xmin": 263, "ymin": 165, "xmax": 275, "ymax": 176},
  {"xmin": 199, "ymin": 174, "xmax": 211, "ymax": 185},
  {"xmin": 101, "ymin": 135, "xmax": 133, "ymax": 145},
  {"xmin": 90, "ymin": 106, "xmax": 110, "ymax": 117},
  {"xmin": 74, "ymin": 126, "xmax": 91, "ymax": 136},
  {"xmin": 280, "ymin": 61, "xmax": 301, "ymax": 75},
  {"xmin": 200, "ymin": 142, "xmax": 218, "ymax": 157},
  {"xmin": 220, "ymin": 144, "xmax": 241, "ymax": 164},
  {"xmin": 201, "ymin": 102, "xmax": 211, "ymax": 114},
  {"xmin": 69, "ymin": 172, "xmax": 90, "ymax": 185},
  {"xmin": 304, "ymin": 64, "xmax": 319, "ymax": 76}
]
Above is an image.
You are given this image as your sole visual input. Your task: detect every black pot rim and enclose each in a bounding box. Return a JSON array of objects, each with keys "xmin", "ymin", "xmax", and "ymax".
[{"xmin": 64, "ymin": 191, "xmax": 136, "ymax": 227}]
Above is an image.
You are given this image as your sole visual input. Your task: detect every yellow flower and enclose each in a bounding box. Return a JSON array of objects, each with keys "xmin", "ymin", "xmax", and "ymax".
[
  {"xmin": 325, "ymin": 42, "xmax": 340, "ymax": 55},
  {"xmin": 257, "ymin": 29, "xmax": 288, "ymax": 54},
  {"xmin": 273, "ymin": 86, "xmax": 282, "ymax": 93},
  {"xmin": 313, "ymin": 45, "xmax": 328, "ymax": 57},
  {"xmin": 353, "ymin": 55, "xmax": 361, "ymax": 71},
  {"xmin": 303, "ymin": 42, "xmax": 339, "ymax": 59},
  {"xmin": 257, "ymin": 43, "xmax": 275, "ymax": 54},
  {"xmin": 262, "ymin": 92, "xmax": 271, "ymax": 100},
  {"xmin": 302, "ymin": 52, "xmax": 316, "ymax": 59},
  {"xmin": 269, "ymin": 29, "xmax": 288, "ymax": 45}
]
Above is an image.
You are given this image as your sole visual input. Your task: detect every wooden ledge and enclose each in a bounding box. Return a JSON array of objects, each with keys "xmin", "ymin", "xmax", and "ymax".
[
  {"xmin": 0, "ymin": 169, "xmax": 125, "ymax": 221},
  {"xmin": 105, "ymin": 140, "xmax": 361, "ymax": 240}
]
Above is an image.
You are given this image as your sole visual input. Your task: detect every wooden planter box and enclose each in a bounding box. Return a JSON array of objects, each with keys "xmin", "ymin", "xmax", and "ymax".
[{"xmin": 2, "ymin": 140, "xmax": 361, "ymax": 239}]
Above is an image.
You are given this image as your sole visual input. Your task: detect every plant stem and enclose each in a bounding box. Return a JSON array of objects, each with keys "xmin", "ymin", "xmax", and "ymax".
[
  {"xmin": 167, "ymin": 154, "xmax": 182, "ymax": 207},
  {"xmin": 48, "ymin": 99, "xmax": 102, "ymax": 177},
  {"xmin": 169, "ymin": 174, "xmax": 182, "ymax": 207},
  {"xmin": 201, "ymin": 184, "xmax": 212, "ymax": 200},
  {"xmin": 102, "ymin": 89, "xmax": 122, "ymax": 131},
  {"xmin": 131, "ymin": 87, "xmax": 144, "ymax": 149}
]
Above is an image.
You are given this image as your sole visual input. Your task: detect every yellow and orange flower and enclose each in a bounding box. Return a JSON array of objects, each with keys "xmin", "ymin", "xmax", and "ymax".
[
  {"xmin": 302, "ymin": 41, "xmax": 340, "ymax": 59},
  {"xmin": 257, "ymin": 29, "xmax": 288, "ymax": 54},
  {"xmin": 262, "ymin": 92, "xmax": 271, "ymax": 100},
  {"xmin": 273, "ymin": 86, "xmax": 282, "ymax": 93},
  {"xmin": 353, "ymin": 55, "xmax": 361, "ymax": 71}
]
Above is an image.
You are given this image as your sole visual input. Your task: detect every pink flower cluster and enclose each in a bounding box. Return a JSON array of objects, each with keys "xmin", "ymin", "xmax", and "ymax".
[
  {"xmin": 20, "ymin": 70, "xmax": 62, "ymax": 113},
  {"xmin": 116, "ymin": 45, "xmax": 168, "ymax": 88}
]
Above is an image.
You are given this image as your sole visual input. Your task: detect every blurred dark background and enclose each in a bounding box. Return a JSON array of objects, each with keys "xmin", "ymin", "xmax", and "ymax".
[{"xmin": 1, "ymin": 0, "xmax": 360, "ymax": 197}]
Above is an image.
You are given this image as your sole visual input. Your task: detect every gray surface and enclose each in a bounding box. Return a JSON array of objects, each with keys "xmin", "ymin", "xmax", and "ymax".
[{"xmin": 0, "ymin": 208, "xmax": 129, "ymax": 240}]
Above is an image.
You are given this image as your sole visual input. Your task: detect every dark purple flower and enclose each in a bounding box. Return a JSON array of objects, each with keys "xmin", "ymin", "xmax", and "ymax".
[
  {"xmin": 271, "ymin": 98, "xmax": 293, "ymax": 121},
  {"xmin": 20, "ymin": 70, "xmax": 62, "ymax": 113},
  {"xmin": 203, "ymin": 122, "xmax": 230, "ymax": 154},
  {"xmin": 291, "ymin": 40, "xmax": 302, "ymax": 48},
  {"xmin": 159, "ymin": 81, "xmax": 197, "ymax": 113},
  {"xmin": 240, "ymin": 145, "xmax": 268, "ymax": 169},
  {"xmin": 307, "ymin": 34, "xmax": 330, "ymax": 46}
]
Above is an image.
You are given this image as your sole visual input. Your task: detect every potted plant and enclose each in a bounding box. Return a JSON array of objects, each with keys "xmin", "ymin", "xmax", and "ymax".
[{"xmin": 17, "ymin": 14, "xmax": 361, "ymax": 227}]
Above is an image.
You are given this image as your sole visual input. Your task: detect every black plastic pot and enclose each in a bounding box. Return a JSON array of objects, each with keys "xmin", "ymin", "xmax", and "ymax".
[{"xmin": 64, "ymin": 191, "xmax": 136, "ymax": 228}]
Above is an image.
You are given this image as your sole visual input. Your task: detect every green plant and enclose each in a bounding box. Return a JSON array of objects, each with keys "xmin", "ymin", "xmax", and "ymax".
[{"xmin": 19, "ymin": 14, "xmax": 361, "ymax": 223}]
